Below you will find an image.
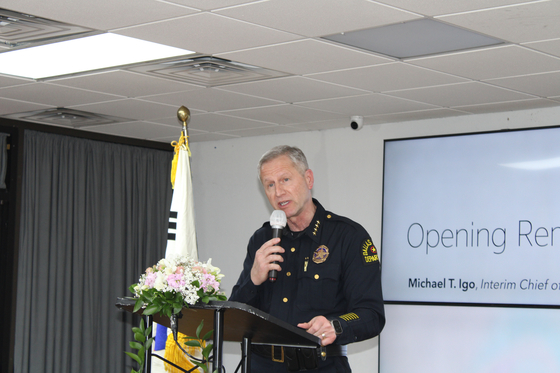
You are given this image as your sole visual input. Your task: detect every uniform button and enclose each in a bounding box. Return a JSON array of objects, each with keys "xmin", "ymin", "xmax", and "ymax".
[
  {"xmin": 314, "ymin": 274, "xmax": 319, "ymax": 279},
  {"xmin": 291, "ymin": 247, "xmax": 296, "ymax": 252},
  {"xmin": 283, "ymin": 298, "xmax": 288, "ymax": 303},
  {"xmin": 286, "ymin": 272, "xmax": 291, "ymax": 276}
]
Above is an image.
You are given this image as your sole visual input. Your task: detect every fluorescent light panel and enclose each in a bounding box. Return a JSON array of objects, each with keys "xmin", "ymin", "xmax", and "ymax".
[
  {"xmin": 0, "ymin": 33, "xmax": 195, "ymax": 79},
  {"xmin": 323, "ymin": 19, "xmax": 504, "ymax": 59}
]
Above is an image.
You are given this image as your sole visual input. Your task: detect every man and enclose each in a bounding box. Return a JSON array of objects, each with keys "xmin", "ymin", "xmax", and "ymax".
[{"xmin": 230, "ymin": 145, "xmax": 385, "ymax": 372}]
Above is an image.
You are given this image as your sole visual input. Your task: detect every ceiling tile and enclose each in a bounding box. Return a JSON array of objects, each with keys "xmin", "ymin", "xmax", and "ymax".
[
  {"xmin": 0, "ymin": 74, "xmax": 33, "ymax": 89},
  {"xmin": 81, "ymin": 121, "xmax": 180, "ymax": 140},
  {"xmin": 187, "ymin": 113, "xmax": 273, "ymax": 132},
  {"xmin": 453, "ymin": 98, "xmax": 560, "ymax": 114},
  {"xmin": 51, "ymin": 70, "xmax": 200, "ymax": 98},
  {"xmin": 221, "ymin": 104, "xmax": 348, "ymax": 125},
  {"xmin": 376, "ymin": 0, "xmax": 540, "ymax": 17},
  {"xmin": 217, "ymin": 39, "xmax": 392, "ymax": 76},
  {"xmin": 0, "ymin": 97, "xmax": 50, "ymax": 115},
  {"xmin": 298, "ymin": 93, "xmax": 436, "ymax": 116},
  {"xmin": 408, "ymin": 45, "xmax": 560, "ymax": 80},
  {"xmin": 164, "ymin": 0, "xmax": 256, "ymax": 11},
  {"xmin": 1, "ymin": 0, "xmax": 198, "ymax": 31},
  {"xmin": 309, "ymin": 62, "xmax": 467, "ymax": 92},
  {"xmin": 187, "ymin": 132, "xmax": 239, "ymax": 142},
  {"xmin": 438, "ymin": 1, "xmax": 560, "ymax": 43},
  {"xmin": 142, "ymin": 87, "xmax": 281, "ymax": 112},
  {"xmin": 220, "ymin": 124, "xmax": 305, "ymax": 138},
  {"xmin": 386, "ymin": 82, "xmax": 534, "ymax": 107},
  {"xmin": 71, "ymin": 99, "xmax": 177, "ymax": 121},
  {"xmin": 366, "ymin": 108, "xmax": 470, "ymax": 124},
  {"xmin": 524, "ymin": 39, "xmax": 560, "ymax": 58},
  {"xmin": 114, "ymin": 13, "xmax": 300, "ymax": 55},
  {"xmin": 217, "ymin": 77, "xmax": 367, "ymax": 103},
  {"xmin": 214, "ymin": 0, "xmax": 420, "ymax": 37},
  {"xmin": 0, "ymin": 82, "xmax": 122, "ymax": 106},
  {"xmin": 286, "ymin": 118, "xmax": 356, "ymax": 131},
  {"xmin": 486, "ymin": 71, "xmax": 560, "ymax": 98}
]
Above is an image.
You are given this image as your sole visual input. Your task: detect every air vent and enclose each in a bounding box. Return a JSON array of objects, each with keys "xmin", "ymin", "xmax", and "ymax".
[
  {"xmin": 4, "ymin": 108, "xmax": 130, "ymax": 128},
  {"xmin": 0, "ymin": 8, "xmax": 96, "ymax": 49},
  {"xmin": 127, "ymin": 56, "xmax": 290, "ymax": 87}
]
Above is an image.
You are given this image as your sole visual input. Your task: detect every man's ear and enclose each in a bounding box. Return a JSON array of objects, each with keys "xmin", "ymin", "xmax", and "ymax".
[{"xmin": 305, "ymin": 169, "xmax": 314, "ymax": 190}]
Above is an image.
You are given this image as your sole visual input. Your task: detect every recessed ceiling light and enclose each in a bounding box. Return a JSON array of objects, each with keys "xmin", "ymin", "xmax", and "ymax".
[
  {"xmin": 323, "ymin": 19, "xmax": 504, "ymax": 59},
  {"xmin": 0, "ymin": 33, "xmax": 195, "ymax": 79}
]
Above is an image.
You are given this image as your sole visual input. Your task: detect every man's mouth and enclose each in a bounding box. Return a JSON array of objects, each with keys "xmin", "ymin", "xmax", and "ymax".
[{"xmin": 279, "ymin": 201, "xmax": 289, "ymax": 207}]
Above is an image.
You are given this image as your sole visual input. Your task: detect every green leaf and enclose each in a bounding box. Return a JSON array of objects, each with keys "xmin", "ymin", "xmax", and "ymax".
[
  {"xmin": 138, "ymin": 346, "xmax": 145, "ymax": 359},
  {"xmin": 129, "ymin": 341, "xmax": 143, "ymax": 350},
  {"xmin": 184, "ymin": 340, "xmax": 202, "ymax": 347},
  {"xmin": 196, "ymin": 320, "xmax": 204, "ymax": 339},
  {"xmin": 202, "ymin": 343, "xmax": 214, "ymax": 358},
  {"xmin": 139, "ymin": 319, "xmax": 146, "ymax": 332},
  {"xmin": 124, "ymin": 351, "xmax": 142, "ymax": 365},
  {"xmin": 192, "ymin": 361, "xmax": 208, "ymax": 372},
  {"xmin": 134, "ymin": 332, "xmax": 145, "ymax": 343},
  {"xmin": 131, "ymin": 327, "xmax": 142, "ymax": 334},
  {"xmin": 143, "ymin": 303, "xmax": 161, "ymax": 316},
  {"xmin": 146, "ymin": 338, "xmax": 154, "ymax": 350},
  {"xmin": 133, "ymin": 299, "xmax": 144, "ymax": 313},
  {"xmin": 202, "ymin": 330, "xmax": 214, "ymax": 341}
]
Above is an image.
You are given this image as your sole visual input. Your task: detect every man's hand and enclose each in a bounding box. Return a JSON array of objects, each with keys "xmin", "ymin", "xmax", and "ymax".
[
  {"xmin": 250, "ymin": 237, "xmax": 284, "ymax": 286},
  {"xmin": 297, "ymin": 316, "xmax": 336, "ymax": 346}
]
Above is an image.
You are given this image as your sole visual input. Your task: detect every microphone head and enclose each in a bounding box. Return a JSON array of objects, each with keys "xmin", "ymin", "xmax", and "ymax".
[{"xmin": 270, "ymin": 210, "xmax": 287, "ymax": 228}]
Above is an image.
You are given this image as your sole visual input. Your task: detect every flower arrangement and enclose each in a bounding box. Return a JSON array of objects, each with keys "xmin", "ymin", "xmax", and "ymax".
[
  {"xmin": 130, "ymin": 256, "xmax": 227, "ymax": 317},
  {"xmin": 126, "ymin": 256, "xmax": 227, "ymax": 373}
]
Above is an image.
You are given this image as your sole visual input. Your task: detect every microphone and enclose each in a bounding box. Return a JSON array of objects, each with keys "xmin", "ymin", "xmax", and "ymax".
[{"xmin": 268, "ymin": 209, "xmax": 287, "ymax": 282}]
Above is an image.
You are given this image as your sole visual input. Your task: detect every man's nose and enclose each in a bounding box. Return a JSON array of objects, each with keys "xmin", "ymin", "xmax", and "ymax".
[{"xmin": 275, "ymin": 184, "xmax": 285, "ymax": 196}]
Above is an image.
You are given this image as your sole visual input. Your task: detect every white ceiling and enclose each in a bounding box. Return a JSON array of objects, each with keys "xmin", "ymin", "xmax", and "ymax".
[{"xmin": 1, "ymin": 0, "xmax": 560, "ymax": 143}]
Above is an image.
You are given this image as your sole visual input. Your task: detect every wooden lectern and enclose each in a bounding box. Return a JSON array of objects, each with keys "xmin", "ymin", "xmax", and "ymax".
[{"xmin": 116, "ymin": 298, "xmax": 321, "ymax": 373}]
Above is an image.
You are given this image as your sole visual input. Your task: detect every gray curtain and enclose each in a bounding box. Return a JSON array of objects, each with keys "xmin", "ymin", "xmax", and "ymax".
[
  {"xmin": 15, "ymin": 130, "xmax": 173, "ymax": 373},
  {"xmin": 0, "ymin": 133, "xmax": 8, "ymax": 189}
]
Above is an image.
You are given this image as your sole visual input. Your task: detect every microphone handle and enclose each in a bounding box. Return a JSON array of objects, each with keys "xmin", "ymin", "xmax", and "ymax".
[{"xmin": 268, "ymin": 227, "xmax": 283, "ymax": 282}]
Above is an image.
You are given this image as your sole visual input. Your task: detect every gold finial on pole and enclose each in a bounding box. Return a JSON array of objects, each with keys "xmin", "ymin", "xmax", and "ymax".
[{"xmin": 177, "ymin": 105, "xmax": 191, "ymax": 127}]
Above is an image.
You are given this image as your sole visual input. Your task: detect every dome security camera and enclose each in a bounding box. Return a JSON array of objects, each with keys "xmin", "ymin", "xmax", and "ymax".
[{"xmin": 350, "ymin": 115, "xmax": 363, "ymax": 130}]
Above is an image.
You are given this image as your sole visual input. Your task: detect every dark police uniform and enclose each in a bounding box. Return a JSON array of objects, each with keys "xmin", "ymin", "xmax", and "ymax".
[{"xmin": 230, "ymin": 199, "xmax": 385, "ymax": 372}]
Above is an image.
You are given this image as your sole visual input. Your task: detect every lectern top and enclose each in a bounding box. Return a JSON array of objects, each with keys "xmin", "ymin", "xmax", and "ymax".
[{"xmin": 116, "ymin": 298, "xmax": 321, "ymax": 348}]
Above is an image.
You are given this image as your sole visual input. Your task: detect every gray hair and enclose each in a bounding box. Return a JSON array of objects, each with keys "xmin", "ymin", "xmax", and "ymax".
[{"xmin": 257, "ymin": 145, "xmax": 309, "ymax": 180}]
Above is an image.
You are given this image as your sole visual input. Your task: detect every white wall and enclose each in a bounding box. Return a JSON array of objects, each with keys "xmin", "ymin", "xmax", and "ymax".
[{"xmin": 189, "ymin": 106, "xmax": 560, "ymax": 373}]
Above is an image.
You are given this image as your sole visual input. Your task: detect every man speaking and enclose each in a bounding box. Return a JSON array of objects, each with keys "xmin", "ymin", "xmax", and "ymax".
[{"xmin": 230, "ymin": 145, "xmax": 385, "ymax": 372}]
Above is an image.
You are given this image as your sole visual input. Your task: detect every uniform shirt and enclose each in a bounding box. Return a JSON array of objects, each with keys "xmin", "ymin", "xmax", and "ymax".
[{"xmin": 230, "ymin": 199, "xmax": 385, "ymax": 346}]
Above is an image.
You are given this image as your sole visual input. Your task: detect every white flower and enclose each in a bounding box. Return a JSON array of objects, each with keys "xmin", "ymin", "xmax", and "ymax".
[{"xmin": 153, "ymin": 273, "xmax": 166, "ymax": 291}]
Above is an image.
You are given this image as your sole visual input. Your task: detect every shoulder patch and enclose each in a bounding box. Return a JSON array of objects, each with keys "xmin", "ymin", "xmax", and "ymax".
[{"xmin": 361, "ymin": 238, "xmax": 379, "ymax": 265}]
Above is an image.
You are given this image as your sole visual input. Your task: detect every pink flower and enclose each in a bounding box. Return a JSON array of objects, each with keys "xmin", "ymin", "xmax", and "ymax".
[
  {"xmin": 201, "ymin": 273, "xmax": 219, "ymax": 292},
  {"xmin": 167, "ymin": 274, "xmax": 185, "ymax": 289},
  {"xmin": 144, "ymin": 272, "xmax": 157, "ymax": 288}
]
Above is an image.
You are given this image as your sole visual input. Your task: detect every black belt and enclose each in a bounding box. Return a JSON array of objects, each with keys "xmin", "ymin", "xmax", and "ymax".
[{"xmin": 252, "ymin": 344, "xmax": 347, "ymax": 371}]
